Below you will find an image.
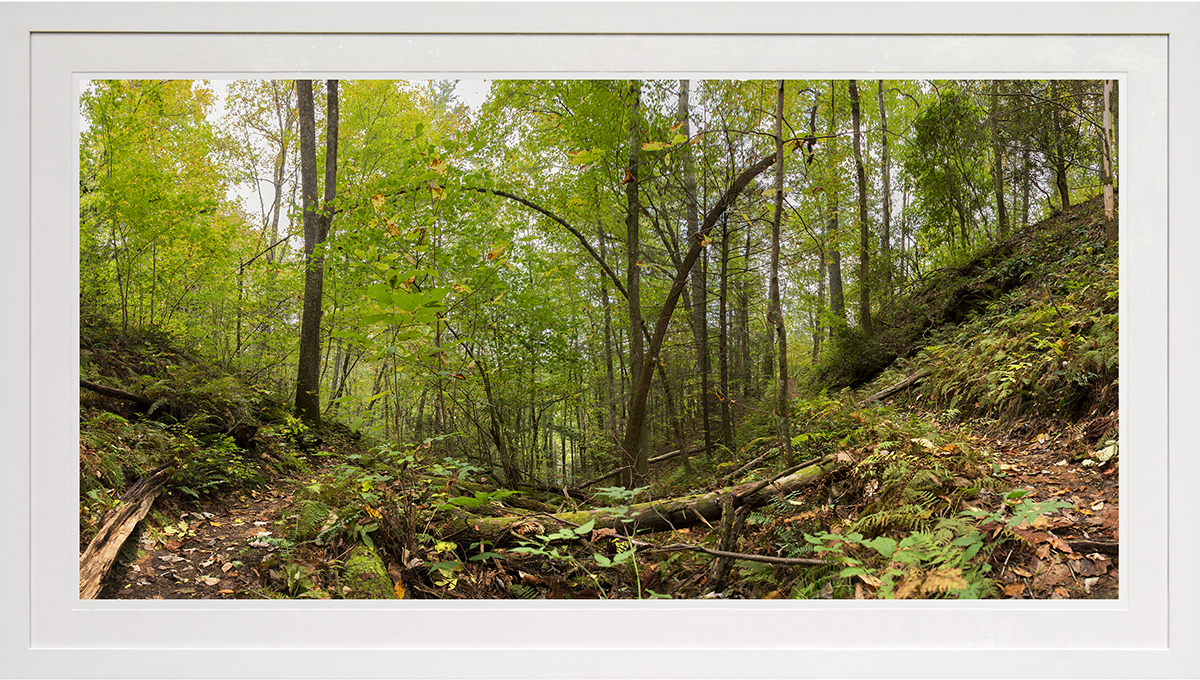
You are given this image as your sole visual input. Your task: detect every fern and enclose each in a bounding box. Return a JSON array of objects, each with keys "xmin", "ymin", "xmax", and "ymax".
[{"xmin": 507, "ymin": 583, "xmax": 541, "ymax": 599}]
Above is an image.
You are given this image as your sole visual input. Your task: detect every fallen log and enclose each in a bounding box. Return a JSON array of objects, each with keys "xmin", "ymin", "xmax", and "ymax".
[
  {"xmin": 438, "ymin": 452, "xmax": 850, "ymax": 546},
  {"xmin": 573, "ymin": 445, "xmax": 709, "ymax": 490},
  {"xmin": 79, "ymin": 379, "xmax": 154, "ymax": 409},
  {"xmin": 859, "ymin": 369, "xmax": 931, "ymax": 405},
  {"xmin": 79, "ymin": 463, "xmax": 174, "ymax": 598}
]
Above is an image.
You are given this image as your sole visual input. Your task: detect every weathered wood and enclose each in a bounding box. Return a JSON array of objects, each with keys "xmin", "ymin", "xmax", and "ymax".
[
  {"xmin": 574, "ymin": 446, "xmax": 708, "ymax": 490},
  {"xmin": 859, "ymin": 370, "xmax": 931, "ymax": 405},
  {"xmin": 79, "ymin": 379, "xmax": 153, "ymax": 408},
  {"xmin": 79, "ymin": 463, "xmax": 173, "ymax": 599},
  {"xmin": 716, "ymin": 448, "xmax": 779, "ymax": 487},
  {"xmin": 438, "ymin": 452, "xmax": 849, "ymax": 546}
]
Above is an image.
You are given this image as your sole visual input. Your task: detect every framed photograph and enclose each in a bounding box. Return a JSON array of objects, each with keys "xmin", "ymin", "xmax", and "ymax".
[{"xmin": 2, "ymin": 2, "xmax": 1197, "ymax": 677}]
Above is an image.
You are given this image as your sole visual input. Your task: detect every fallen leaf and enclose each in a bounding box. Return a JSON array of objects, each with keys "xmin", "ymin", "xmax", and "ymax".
[
  {"xmin": 1003, "ymin": 583, "xmax": 1026, "ymax": 597},
  {"xmin": 1009, "ymin": 565, "xmax": 1034, "ymax": 578},
  {"xmin": 921, "ymin": 567, "xmax": 970, "ymax": 594}
]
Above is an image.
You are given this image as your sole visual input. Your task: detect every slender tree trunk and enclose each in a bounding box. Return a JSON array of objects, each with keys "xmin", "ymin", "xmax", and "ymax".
[
  {"xmin": 620, "ymin": 152, "xmax": 777, "ymax": 494},
  {"xmin": 679, "ymin": 79, "xmax": 714, "ymax": 455},
  {"xmin": 876, "ymin": 81, "xmax": 892, "ymax": 288},
  {"xmin": 768, "ymin": 81, "xmax": 794, "ymax": 465},
  {"xmin": 266, "ymin": 81, "xmax": 295, "ymax": 265},
  {"xmin": 738, "ymin": 228, "xmax": 754, "ymax": 399},
  {"xmin": 989, "ymin": 80, "xmax": 1009, "ymax": 239},
  {"xmin": 826, "ymin": 82, "xmax": 846, "ymax": 328},
  {"xmin": 1050, "ymin": 80, "xmax": 1071, "ymax": 210},
  {"xmin": 849, "ymin": 80, "xmax": 873, "ymax": 337},
  {"xmin": 1021, "ymin": 146, "xmax": 1032, "ymax": 227},
  {"xmin": 293, "ymin": 80, "xmax": 338, "ymax": 424},
  {"xmin": 718, "ymin": 213, "xmax": 734, "ymax": 452},
  {"xmin": 598, "ymin": 218, "xmax": 618, "ymax": 441},
  {"xmin": 622, "ymin": 80, "xmax": 647, "ymax": 487},
  {"xmin": 1100, "ymin": 79, "xmax": 1117, "ymax": 243}
]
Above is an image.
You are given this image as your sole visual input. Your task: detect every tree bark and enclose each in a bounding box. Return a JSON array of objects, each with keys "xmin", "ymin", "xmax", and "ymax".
[
  {"xmin": 293, "ymin": 80, "xmax": 338, "ymax": 424},
  {"xmin": 1050, "ymin": 80, "xmax": 1071, "ymax": 211},
  {"xmin": 619, "ymin": 152, "xmax": 777, "ymax": 492},
  {"xmin": 989, "ymin": 80, "xmax": 1010, "ymax": 239},
  {"xmin": 768, "ymin": 80, "xmax": 794, "ymax": 466},
  {"xmin": 439, "ymin": 453, "xmax": 847, "ymax": 545},
  {"xmin": 849, "ymin": 80, "xmax": 873, "ymax": 337},
  {"xmin": 876, "ymin": 81, "xmax": 893, "ymax": 288},
  {"xmin": 680, "ymin": 79, "xmax": 714, "ymax": 456},
  {"xmin": 80, "ymin": 463, "xmax": 173, "ymax": 598},
  {"xmin": 826, "ymin": 82, "xmax": 846, "ymax": 326},
  {"xmin": 79, "ymin": 379, "xmax": 154, "ymax": 409},
  {"xmin": 1100, "ymin": 79, "xmax": 1117, "ymax": 243},
  {"xmin": 622, "ymin": 80, "xmax": 647, "ymax": 487},
  {"xmin": 718, "ymin": 213, "xmax": 735, "ymax": 450}
]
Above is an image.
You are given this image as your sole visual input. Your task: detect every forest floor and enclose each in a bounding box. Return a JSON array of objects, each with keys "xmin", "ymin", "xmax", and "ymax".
[
  {"xmin": 85, "ymin": 197, "xmax": 1119, "ymax": 601},
  {"xmin": 98, "ymin": 476, "xmax": 299, "ymax": 599},
  {"xmin": 910, "ymin": 410, "xmax": 1118, "ymax": 599},
  {"xmin": 93, "ymin": 405, "xmax": 1119, "ymax": 600}
]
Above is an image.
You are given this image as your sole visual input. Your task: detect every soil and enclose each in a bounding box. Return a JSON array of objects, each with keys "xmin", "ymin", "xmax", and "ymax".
[
  {"xmin": 963, "ymin": 410, "xmax": 1120, "ymax": 599},
  {"xmin": 97, "ymin": 484, "xmax": 297, "ymax": 600}
]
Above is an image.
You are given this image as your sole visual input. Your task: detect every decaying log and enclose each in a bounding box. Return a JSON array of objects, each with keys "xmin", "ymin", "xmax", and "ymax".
[
  {"xmin": 79, "ymin": 463, "xmax": 173, "ymax": 599},
  {"xmin": 716, "ymin": 448, "xmax": 779, "ymax": 487},
  {"xmin": 574, "ymin": 445, "xmax": 709, "ymax": 490},
  {"xmin": 438, "ymin": 452, "xmax": 850, "ymax": 546},
  {"xmin": 79, "ymin": 379, "xmax": 154, "ymax": 409},
  {"xmin": 859, "ymin": 370, "xmax": 931, "ymax": 405}
]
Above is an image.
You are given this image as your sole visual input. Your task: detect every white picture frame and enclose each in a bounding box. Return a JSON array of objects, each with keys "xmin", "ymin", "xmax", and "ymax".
[{"xmin": 2, "ymin": 2, "xmax": 1197, "ymax": 678}]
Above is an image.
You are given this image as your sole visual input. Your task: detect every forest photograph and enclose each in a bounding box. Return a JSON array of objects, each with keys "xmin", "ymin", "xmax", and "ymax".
[{"xmin": 77, "ymin": 77, "xmax": 1119, "ymax": 601}]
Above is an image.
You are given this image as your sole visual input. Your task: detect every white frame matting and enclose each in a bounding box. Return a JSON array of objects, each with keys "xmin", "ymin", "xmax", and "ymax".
[{"xmin": 1, "ymin": 3, "xmax": 1197, "ymax": 678}]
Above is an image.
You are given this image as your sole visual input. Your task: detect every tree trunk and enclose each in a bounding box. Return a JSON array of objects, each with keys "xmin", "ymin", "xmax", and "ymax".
[
  {"xmin": 1100, "ymin": 79, "xmax": 1117, "ymax": 242},
  {"xmin": 619, "ymin": 152, "xmax": 777, "ymax": 493},
  {"xmin": 768, "ymin": 81, "xmax": 794, "ymax": 466},
  {"xmin": 438, "ymin": 453, "xmax": 847, "ymax": 545},
  {"xmin": 718, "ymin": 213, "xmax": 735, "ymax": 451},
  {"xmin": 80, "ymin": 464, "xmax": 173, "ymax": 598},
  {"xmin": 1050, "ymin": 80, "xmax": 1071, "ymax": 210},
  {"xmin": 266, "ymin": 80, "xmax": 295, "ymax": 265},
  {"xmin": 849, "ymin": 80, "xmax": 873, "ymax": 337},
  {"xmin": 876, "ymin": 81, "xmax": 893, "ymax": 288},
  {"xmin": 293, "ymin": 80, "xmax": 338, "ymax": 424},
  {"xmin": 622, "ymin": 80, "xmax": 647, "ymax": 488},
  {"xmin": 826, "ymin": 83, "xmax": 846, "ymax": 326},
  {"xmin": 989, "ymin": 80, "xmax": 1009, "ymax": 239},
  {"xmin": 680, "ymin": 79, "xmax": 714, "ymax": 455}
]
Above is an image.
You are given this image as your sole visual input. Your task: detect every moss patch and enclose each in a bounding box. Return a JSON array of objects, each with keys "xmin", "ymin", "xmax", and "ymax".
[{"xmin": 342, "ymin": 544, "xmax": 396, "ymax": 599}]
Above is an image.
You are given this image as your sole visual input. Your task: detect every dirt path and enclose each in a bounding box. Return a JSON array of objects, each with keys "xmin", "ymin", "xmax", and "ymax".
[
  {"xmin": 973, "ymin": 413, "xmax": 1119, "ymax": 599},
  {"xmin": 98, "ymin": 485, "xmax": 295, "ymax": 599}
]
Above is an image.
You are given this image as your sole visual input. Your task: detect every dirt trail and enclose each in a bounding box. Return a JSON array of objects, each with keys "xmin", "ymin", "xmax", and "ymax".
[
  {"xmin": 973, "ymin": 414, "xmax": 1119, "ymax": 599},
  {"xmin": 98, "ymin": 485, "xmax": 295, "ymax": 599}
]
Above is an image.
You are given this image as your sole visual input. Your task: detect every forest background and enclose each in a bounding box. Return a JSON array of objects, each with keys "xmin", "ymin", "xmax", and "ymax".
[{"xmin": 79, "ymin": 77, "xmax": 1117, "ymax": 489}]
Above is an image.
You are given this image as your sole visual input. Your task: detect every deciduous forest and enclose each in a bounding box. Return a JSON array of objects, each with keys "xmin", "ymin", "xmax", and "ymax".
[{"xmin": 79, "ymin": 78, "xmax": 1119, "ymax": 600}]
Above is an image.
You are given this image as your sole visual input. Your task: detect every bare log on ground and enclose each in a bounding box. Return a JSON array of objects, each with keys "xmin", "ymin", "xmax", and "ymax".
[
  {"xmin": 80, "ymin": 463, "xmax": 174, "ymax": 598},
  {"xmin": 80, "ymin": 379, "xmax": 154, "ymax": 409},
  {"xmin": 438, "ymin": 452, "xmax": 849, "ymax": 546},
  {"xmin": 574, "ymin": 446, "xmax": 710, "ymax": 490},
  {"xmin": 859, "ymin": 370, "xmax": 931, "ymax": 405}
]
